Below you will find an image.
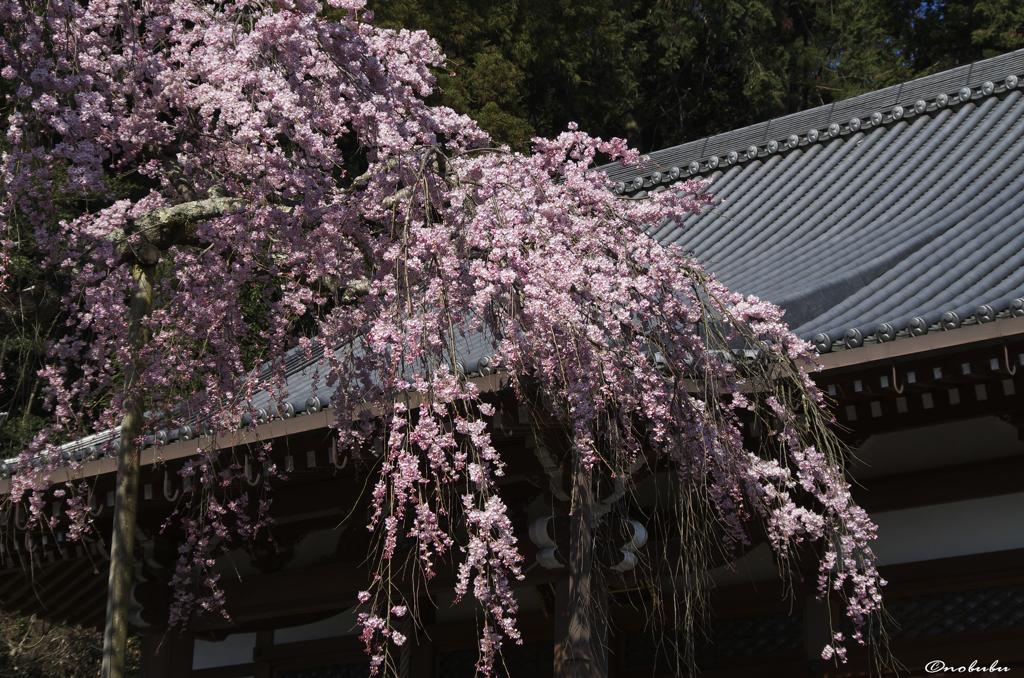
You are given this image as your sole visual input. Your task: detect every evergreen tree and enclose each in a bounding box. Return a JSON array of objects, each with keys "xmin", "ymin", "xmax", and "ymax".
[
  {"xmin": 361, "ymin": 0, "xmax": 1024, "ymax": 153},
  {"xmin": 363, "ymin": 0, "xmax": 640, "ymax": 149}
]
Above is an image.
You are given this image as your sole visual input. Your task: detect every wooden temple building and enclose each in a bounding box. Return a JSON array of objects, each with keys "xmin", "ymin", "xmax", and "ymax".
[{"xmin": 3, "ymin": 48, "xmax": 1024, "ymax": 678}]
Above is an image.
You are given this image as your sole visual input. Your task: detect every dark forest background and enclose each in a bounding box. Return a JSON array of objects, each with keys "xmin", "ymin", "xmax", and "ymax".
[
  {"xmin": 362, "ymin": 0, "xmax": 1024, "ymax": 151},
  {"xmin": 1, "ymin": 1, "xmax": 1023, "ymax": 673}
]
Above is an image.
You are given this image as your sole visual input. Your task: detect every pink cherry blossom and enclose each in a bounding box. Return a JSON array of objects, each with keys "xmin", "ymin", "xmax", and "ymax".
[{"xmin": 0, "ymin": 0, "xmax": 883, "ymax": 671}]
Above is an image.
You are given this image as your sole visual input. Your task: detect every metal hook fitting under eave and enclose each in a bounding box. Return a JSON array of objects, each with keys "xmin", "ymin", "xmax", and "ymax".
[
  {"xmin": 609, "ymin": 551, "xmax": 638, "ymax": 572},
  {"xmin": 609, "ymin": 520, "xmax": 648, "ymax": 572},
  {"xmin": 528, "ymin": 517, "xmax": 564, "ymax": 570},
  {"xmin": 163, "ymin": 470, "xmax": 181, "ymax": 502},
  {"xmin": 94, "ymin": 538, "xmax": 111, "ymax": 561},
  {"xmin": 329, "ymin": 437, "xmax": 348, "ymax": 469},
  {"xmin": 86, "ymin": 486, "xmax": 104, "ymax": 517},
  {"xmin": 244, "ymin": 455, "xmax": 262, "ymax": 486},
  {"xmin": 1005, "ymin": 345, "xmax": 1018, "ymax": 376},
  {"xmin": 891, "ymin": 365, "xmax": 905, "ymax": 394},
  {"xmin": 14, "ymin": 503, "xmax": 29, "ymax": 530}
]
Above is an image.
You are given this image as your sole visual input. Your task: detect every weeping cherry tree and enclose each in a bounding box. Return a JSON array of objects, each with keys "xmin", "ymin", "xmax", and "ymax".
[{"xmin": 0, "ymin": 0, "xmax": 884, "ymax": 675}]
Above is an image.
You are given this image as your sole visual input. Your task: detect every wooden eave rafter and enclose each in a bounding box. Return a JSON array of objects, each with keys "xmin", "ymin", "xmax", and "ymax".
[
  {"xmin": 816, "ymin": 315, "xmax": 1024, "ymax": 374},
  {"xmin": 815, "ymin": 341, "xmax": 1024, "ymax": 438}
]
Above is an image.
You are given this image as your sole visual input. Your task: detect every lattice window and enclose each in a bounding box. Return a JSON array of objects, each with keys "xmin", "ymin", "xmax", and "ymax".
[
  {"xmin": 884, "ymin": 583, "xmax": 1024, "ymax": 640},
  {"xmin": 438, "ymin": 640, "xmax": 553, "ymax": 678},
  {"xmin": 697, "ymin": 611, "xmax": 804, "ymax": 660},
  {"xmin": 622, "ymin": 630, "xmax": 677, "ymax": 669},
  {"xmin": 278, "ymin": 662, "xmax": 371, "ymax": 678},
  {"xmin": 624, "ymin": 610, "xmax": 804, "ymax": 668}
]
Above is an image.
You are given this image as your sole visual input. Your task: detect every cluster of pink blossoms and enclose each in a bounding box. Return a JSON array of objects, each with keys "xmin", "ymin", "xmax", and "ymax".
[{"xmin": 1, "ymin": 0, "xmax": 883, "ymax": 671}]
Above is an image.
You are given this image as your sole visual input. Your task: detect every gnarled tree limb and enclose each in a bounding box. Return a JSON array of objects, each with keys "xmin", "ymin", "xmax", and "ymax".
[{"xmin": 105, "ymin": 196, "xmax": 244, "ymax": 265}]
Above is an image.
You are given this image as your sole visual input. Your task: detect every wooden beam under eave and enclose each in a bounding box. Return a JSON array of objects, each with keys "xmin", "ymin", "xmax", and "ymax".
[
  {"xmin": 140, "ymin": 630, "xmax": 195, "ymax": 678},
  {"xmin": 206, "ymin": 611, "xmax": 554, "ymax": 677},
  {"xmin": 71, "ymin": 583, "xmax": 113, "ymax": 629},
  {"xmin": 188, "ymin": 549, "xmax": 567, "ymax": 634},
  {"xmin": 0, "ymin": 556, "xmax": 67, "ymax": 598},
  {"xmin": 0, "ymin": 559, "xmax": 80, "ymax": 610},
  {"xmin": 702, "ymin": 549, "xmax": 1024, "ymax": 627},
  {"xmin": 645, "ymin": 627, "xmax": 1024, "ymax": 678},
  {"xmin": 834, "ymin": 377, "xmax": 1024, "ymax": 438},
  {"xmin": 249, "ymin": 633, "xmax": 366, "ymax": 669},
  {"xmin": 875, "ymin": 547, "xmax": 1024, "ymax": 597},
  {"xmin": 817, "ymin": 315, "xmax": 1024, "ymax": 373},
  {"xmin": 191, "ymin": 663, "xmax": 259, "ymax": 678},
  {"xmin": 850, "ymin": 453, "xmax": 1024, "ymax": 513},
  {"xmin": 189, "ymin": 561, "xmax": 367, "ymax": 632},
  {"xmin": 689, "ymin": 651, "xmax": 807, "ymax": 678}
]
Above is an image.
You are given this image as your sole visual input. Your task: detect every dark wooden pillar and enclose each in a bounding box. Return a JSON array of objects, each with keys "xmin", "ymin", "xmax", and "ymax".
[
  {"xmin": 554, "ymin": 454, "xmax": 607, "ymax": 678},
  {"xmin": 554, "ymin": 574, "xmax": 572, "ymax": 675},
  {"xmin": 140, "ymin": 630, "xmax": 194, "ymax": 678},
  {"xmin": 592, "ymin": 570, "xmax": 609, "ymax": 678},
  {"xmin": 252, "ymin": 630, "xmax": 274, "ymax": 678}
]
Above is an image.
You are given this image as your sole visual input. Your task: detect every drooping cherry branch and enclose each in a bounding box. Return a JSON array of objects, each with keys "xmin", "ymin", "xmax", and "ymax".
[{"xmin": 1, "ymin": 0, "xmax": 885, "ymax": 674}]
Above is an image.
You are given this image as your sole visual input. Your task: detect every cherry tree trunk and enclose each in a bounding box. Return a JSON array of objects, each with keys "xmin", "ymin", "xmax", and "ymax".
[
  {"xmin": 554, "ymin": 453, "xmax": 608, "ymax": 678},
  {"xmin": 102, "ymin": 263, "xmax": 155, "ymax": 678}
]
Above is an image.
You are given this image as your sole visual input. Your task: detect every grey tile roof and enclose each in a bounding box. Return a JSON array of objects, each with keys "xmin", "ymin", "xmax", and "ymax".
[
  {"xmin": 246, "ymin": 327, "xmax": 497, "ymax": 416},
  {"xmin": 600, "ymin": 49, "xmax": 1024, "ymax": 353},
  {"xmin": 15, "ymin": 327, "xmax": 498, "ymax": 465}
]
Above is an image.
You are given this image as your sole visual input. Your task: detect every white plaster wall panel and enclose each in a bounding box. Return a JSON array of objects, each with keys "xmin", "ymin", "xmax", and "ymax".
[
  {"xmin": 274, "ymin": 607, "xmax": 361, "ymax": 644},
  {"xmin": 871, "ymin": 492, "xmax": 1024, "ymax": 565},
  {"xmin": 708, "ymin": 543, "xmax": 780, "ymax": 587},
  {"xmin": 849, "ymin": 416, "xmax": 1024, "ymax": 479},
  {"xmin": 704, "ymin": 492, "xmax": 1024, "ymax": 586},
  {"xmin": 192, "ymin": 631, "xmax": 256, "ymax": 669}
]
